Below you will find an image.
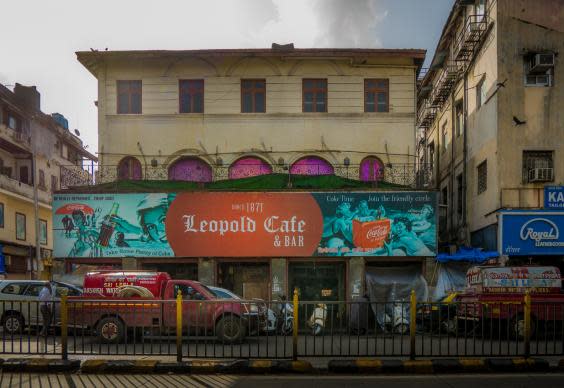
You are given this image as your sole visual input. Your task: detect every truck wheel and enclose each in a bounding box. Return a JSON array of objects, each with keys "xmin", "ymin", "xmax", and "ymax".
[
  {"xmin": 511, "ymin": 314, "xmax": 536, "ymax": 340},
  {"xmin": 97, "ymin": 317, "xmax": 125, "ymax": 344},
  {"xmin": 3, "ymin": 313, "xmax": 24, "ymax": 334},
  {"xmin": 216, "ymin": 315, "xmax": 245, "ymax": 343}
]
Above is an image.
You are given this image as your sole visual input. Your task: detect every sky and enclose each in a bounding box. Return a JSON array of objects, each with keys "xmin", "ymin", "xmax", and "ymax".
[{"xmin": 0, "ymin": 0, "xmax": 453, "ymax": 154}]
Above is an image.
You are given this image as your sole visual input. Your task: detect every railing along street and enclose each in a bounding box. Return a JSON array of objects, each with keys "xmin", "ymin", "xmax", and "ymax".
[{"xmin": 1, "ymin": 291, "xmax": 562, "ymax": 360}]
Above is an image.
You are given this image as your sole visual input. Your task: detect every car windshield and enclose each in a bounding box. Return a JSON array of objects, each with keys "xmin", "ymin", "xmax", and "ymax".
[{"xmin": 211, "ymin": 287, "xmax": 240, "ymax": 299}]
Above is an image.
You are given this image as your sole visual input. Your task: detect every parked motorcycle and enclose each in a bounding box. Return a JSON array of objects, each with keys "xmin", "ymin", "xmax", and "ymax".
[
  {"xmin": 274, "ymin": 296, "xmax": 294, "ymax": 335},
  {"xmin": 383, "ymin": 282, "xmax": 409, "ymax": 334},
  {"xmin": 308, "ymin": 303, "xmax": 328, "ymax": 335}
]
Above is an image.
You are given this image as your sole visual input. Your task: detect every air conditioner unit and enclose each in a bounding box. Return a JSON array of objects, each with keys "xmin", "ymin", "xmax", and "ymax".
[
  {"xmin": 528, "ymin": 167, "xmax": 554, "ymax": 182},
  {"xmin": 525, "ymin": 74, "xmax": 552, "ymax": 87},
  {"xmin": 529, "ymin": 53, "xmax": 555, "ymax": 73}
]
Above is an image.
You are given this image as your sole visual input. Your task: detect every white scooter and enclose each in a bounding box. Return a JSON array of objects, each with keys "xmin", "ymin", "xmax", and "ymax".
[
  {"xmin": 308, "ymin": 303, "xmax": 328, "ymax": 336},
  {"xmin": 383, "ymin": 302, "xmax": 409, "ymax": 334}
]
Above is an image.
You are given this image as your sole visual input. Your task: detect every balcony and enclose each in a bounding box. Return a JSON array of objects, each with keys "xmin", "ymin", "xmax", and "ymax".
[
  {"xmin": 70, "ymin": 162, "xmax": 435, "ymax": 190},
  {"xmin": 60, "ymin": 164, "xmax": 95, "ymax": 189},
  {"xmin": 453, "ymin": 14, "xmax": 490, "ymax": 65},
  {"xmin": 430, "ymin": 62, "xmax": 460, "ymax": 108},
  {"xmin": 0, "ymin": 173, "xmax": 51, "ymax": 204},
  {"xmin": 0, "ymin": 123, "xmax": 31, "ymax": 151},
  {"xmin": 417, "ymin": 99, "xmax": 437, "ymax": 129}
]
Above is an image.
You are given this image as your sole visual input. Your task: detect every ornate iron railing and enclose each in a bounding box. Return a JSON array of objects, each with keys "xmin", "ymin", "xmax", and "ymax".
[{"xmin": 59, "ymin": 162, "xmax": 434, "ymax": 190}]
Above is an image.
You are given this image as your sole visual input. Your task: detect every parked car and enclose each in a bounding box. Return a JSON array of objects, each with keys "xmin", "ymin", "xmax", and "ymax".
[
  {"xmin": 208, "ymin": 286, "xmax": 276, "ymax": 333},
  {"xmin": 0, "ymin": 280, "xmax": 82, "ymax": 334},
  {"xmin": 72, "ymin": 271, "xmax": 264, "ymax": 343}
]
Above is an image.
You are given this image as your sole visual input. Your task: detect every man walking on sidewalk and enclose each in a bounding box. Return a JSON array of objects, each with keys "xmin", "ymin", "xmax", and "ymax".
[{"xmin": 39, "ymin": 283, "xmax": 53, "ymax": 336}]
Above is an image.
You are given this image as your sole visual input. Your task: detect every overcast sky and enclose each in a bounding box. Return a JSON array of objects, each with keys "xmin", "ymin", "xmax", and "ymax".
[{"xmin": 0, "ymin": 0, "xmax": 452, "ymax": 153}]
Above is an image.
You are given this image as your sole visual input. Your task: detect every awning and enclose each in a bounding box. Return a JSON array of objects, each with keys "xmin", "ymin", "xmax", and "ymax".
[{"xmin": 436, "ymin": 247, "xmax": 499, "ymax": 264}]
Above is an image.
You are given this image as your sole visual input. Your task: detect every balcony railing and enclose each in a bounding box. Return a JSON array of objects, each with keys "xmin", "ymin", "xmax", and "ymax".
[
  {"xmin": 453, "ymin": 14, "xmax": 489, "ymax": 65},
  {"xmin": 60, "ymin": 164, "xmax": 95, "ymax": 190},
  {"xmin": 60, "ymin": 162, "xmax": 435, "ymax": 190},
  {"xmin": 0, "ymin": 173, "xmax": 51, "ymax": 204}
]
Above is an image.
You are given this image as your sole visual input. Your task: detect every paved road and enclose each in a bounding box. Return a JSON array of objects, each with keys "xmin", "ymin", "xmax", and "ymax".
[{"xmin": 2, "ymin": 373, "xmax": 564, "ymax": 388}]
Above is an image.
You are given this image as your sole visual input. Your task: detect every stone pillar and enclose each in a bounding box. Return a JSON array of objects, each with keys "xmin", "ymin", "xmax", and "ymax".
[
  {"xmin": 270, "ymin": 258, "xmax": 287, "ymax": 300},
  {"xmin": 198, "ymin": 258, "xmax": 216, "ymax": 285},
  {"xmin": 349, "ymin": 257, "xmax": 365, "ymax": 300},
  {"xmin": 122, "ymin": 257, "xmax": 139, "ymax": 270}
]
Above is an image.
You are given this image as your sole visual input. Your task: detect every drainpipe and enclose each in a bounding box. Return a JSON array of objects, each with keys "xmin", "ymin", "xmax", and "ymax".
[{"xmin": 31, "ymin": 117, "xmax": 41, "ymax": 280}]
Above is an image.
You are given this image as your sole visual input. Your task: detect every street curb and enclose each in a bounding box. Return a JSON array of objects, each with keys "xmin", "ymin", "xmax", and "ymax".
[
  {"xmin": 2, "ymin": 359, "xmax": 80, "ymax": 373},
  {"xmin": 328, "ymin": 358, "xmax": 549, "ymax": 374},
  {"xmin": 81, "ymin": 359, "xmax": 158, "ymax": 374},
  {"xmin": 238, "ymin": 360, "xmax": 314, "ymax": 374}
]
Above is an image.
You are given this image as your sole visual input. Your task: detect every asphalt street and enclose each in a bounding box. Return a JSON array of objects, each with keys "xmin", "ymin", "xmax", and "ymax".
[{"xmin": 2, "ymin": 373, "xmax": 564, "ymax": 388}]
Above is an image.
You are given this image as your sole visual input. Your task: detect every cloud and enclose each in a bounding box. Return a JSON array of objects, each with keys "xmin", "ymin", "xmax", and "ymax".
[{"xmin": 312, "ymin": 0, "xmax": 387, "ymax": 47}]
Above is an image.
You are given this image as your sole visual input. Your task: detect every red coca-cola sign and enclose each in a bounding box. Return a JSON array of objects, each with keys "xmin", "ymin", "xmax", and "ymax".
[
  {"xmin": 165, "ymin": 192, "xmax": 324, "ymax": 257},
  {"xmin": 352, "ymin": 219, "xmax": 391, "ymax": 248}
]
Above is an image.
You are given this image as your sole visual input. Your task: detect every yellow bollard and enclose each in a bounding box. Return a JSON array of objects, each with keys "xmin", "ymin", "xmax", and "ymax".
[
  {"xmin": 409, "ymin": 290, "xmax": 416, "ymax": 360},
  {"xmin": 61, "ymin": 292, "xmax": 68, "ymax": 360},
  {"xmin": 524, "ymin": 290, "xmax": 531, "ymax": 357},
  {"xmin": 292, "ymin": 288, "xmax": 299, "ymax": 361},
  {"xmin": 176, "ymin": 290, "xmax": 183, "ymax": 362}
]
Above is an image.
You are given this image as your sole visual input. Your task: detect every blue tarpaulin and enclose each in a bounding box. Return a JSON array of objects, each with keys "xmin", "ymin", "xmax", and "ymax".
[{"xmin": 436, "ymin": 247, "xmax": 499, "ymax": 263}]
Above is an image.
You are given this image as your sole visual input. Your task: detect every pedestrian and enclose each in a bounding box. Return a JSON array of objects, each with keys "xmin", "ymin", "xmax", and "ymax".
[{"xmin": 39, "ymin": 283, "xmax": 53, "ymax": 336}]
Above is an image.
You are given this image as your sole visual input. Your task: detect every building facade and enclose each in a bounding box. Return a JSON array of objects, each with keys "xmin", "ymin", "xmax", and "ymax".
[
  {"xmin": 66, "ymin": 46, "xmax": 433, "ymax": 301},
  {"xmin": 0, "ymin": 83, "xmax": 96, "ymax": 279},
  {"xmin": 417, "ymin": 0, "xmax": 564, "ymax": 269}
]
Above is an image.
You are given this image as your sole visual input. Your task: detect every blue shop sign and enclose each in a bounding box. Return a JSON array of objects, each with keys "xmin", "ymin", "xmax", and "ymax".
[
  {"xmin": 499, "ymin": 211, "xmax": 564, "ymax": 256},
  {"xmin": 545, "ymin": 186, "xmax": 564, "ymax": 209}
]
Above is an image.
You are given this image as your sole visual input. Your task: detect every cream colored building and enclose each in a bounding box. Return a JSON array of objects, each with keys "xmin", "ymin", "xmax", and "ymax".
[
  {"xmin": 417, "ymin": 0, "xmax": 564, "ymax": 251},
  {"xmin": 0, "ymin": 83, "xmax": 96, "ymax": 279},
  {"xmin": 77, "ymin": 47, "xmax": 425, "ymax": 185}
]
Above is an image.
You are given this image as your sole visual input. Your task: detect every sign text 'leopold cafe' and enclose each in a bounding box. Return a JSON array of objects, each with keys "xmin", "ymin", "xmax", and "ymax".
[{"xmin": 53, "ymin": 191, "xmax": 437, "ymax": 258}]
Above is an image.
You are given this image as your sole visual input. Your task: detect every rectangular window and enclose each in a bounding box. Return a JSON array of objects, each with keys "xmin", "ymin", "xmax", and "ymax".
[
  {"xmin": 476, "ymin": 78, "xmax": 486, "ymax": 109},
  {"xmin": 455, "ymin": 101, "xmax": 464, "ymax": 137},
  {"xmin": 302, "ymin": 79, "xmax": 327, "ymax": 112},
  {"xmin": 19, "ymin": 166, "xmax": 29, "ymax": 184},
  {"xmin": 117, "ymin": 80, "xmax": 142, "ymax": 114},
  {"xmin": 364, "ymin": 79, "xmax": 389, "ymax": 112},
  {"xmin": 39, "ymin": 219, "xmax": 47, "ymax": 245},
  {"xmin": 15, "ymin": 212, "xmax": 26, "ymax": 241},
  {"xmin": 38, "ymin": 169, "xmax": 46, "ymax": 189},
  {"xmin": 441, "ymin": 122, "xmax": 448, "ymax": 153},
  {"xmin": 179, "ymin": 80, "xmax": 204, "ymax": 113},
  {"xmin": 0, "ymin": 202, "xmax": 4, "ymax": 228},
  {"xmin": 241, "ymin": 79, "xmax": 266, "ymax": 113},
  {"xmin": 456, "ymin": 174, "xmax": 464, "ymax": 219},
  {"xmin": 428, "ymin": 142, "xmax": 435, "ymax": 170},
  {"xmin": 477, "ymin": 160, "xmax": 487, "ymax": 194},
  {"xmin": 441, "ymin": 186, "xmax": 448, "ymax": 206},
  {"xmin": 522, "ymin": 151, "xmax": 554, "ymax": 183},
  {"xmin": 51, "ymin": 175, "xmax": 58, "ymax": 192}
]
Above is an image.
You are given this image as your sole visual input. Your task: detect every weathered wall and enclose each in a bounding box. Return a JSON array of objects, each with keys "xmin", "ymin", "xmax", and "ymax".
[{"xmin": 96, "ymin": 56, "xmax": 418, "ymax": 174}]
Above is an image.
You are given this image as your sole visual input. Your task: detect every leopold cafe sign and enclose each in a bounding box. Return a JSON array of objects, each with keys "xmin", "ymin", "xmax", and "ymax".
[{"xmin": 499, "ymin": 211, "xmax": 564, "ymax": 256}]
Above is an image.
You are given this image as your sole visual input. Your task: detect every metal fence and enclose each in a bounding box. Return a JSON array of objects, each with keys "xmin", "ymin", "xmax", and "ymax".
[{"xmin": 1, "ymin": 292, "xmax": 562, "ymax": 360}]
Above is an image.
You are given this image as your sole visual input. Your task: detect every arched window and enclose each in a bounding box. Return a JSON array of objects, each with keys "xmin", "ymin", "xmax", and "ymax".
[
  {"xmin": 168, "ymin": 157, "xmax": 212, "ymax": 182},
  {"xmin": 117, "ymin": 156, "xmax": 142, "ymax": 180},
  {"xmin": 290, "ymin": 156, "xmax": 334, "ymax": 176},
  {"xmin": 359, "ymin": 156, "xmax": 385, "ymax": 182},
  {"xmin": 228, "ymin": 157, "xmax": 272, "ymax": 179}
]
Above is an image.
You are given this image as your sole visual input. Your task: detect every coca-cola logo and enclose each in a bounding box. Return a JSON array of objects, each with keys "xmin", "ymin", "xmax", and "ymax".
[{"xmin": 366, "ymin": 225, "xmax": 388, "ymax": 240}]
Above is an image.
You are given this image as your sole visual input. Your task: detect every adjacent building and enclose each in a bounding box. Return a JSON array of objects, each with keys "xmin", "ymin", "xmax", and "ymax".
[
  {"xmin": 0, "ymin": 83, "xmax": 96, "ymax": 279},
  {"xmin": 417, "ymin": 0, "xmax": 564, "ymax": 269},
  {"xmin": 59, "ymin": 46, "xmax": 433, "ymax": 302}
]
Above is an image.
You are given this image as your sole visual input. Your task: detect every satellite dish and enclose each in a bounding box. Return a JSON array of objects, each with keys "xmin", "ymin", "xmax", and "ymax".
[{"xmin": 74, "ymin": 129, "xmax": 80, "ymax": 136}]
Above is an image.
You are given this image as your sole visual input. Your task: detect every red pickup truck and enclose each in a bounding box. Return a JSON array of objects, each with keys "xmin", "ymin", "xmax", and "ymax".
[
  {"xmin": 70, "ymin": 271, "xmax": 262, "ymax": 344},
  {"xmin": 456, "ymin": 266, "xmax": 564, "ymax": 338}
]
